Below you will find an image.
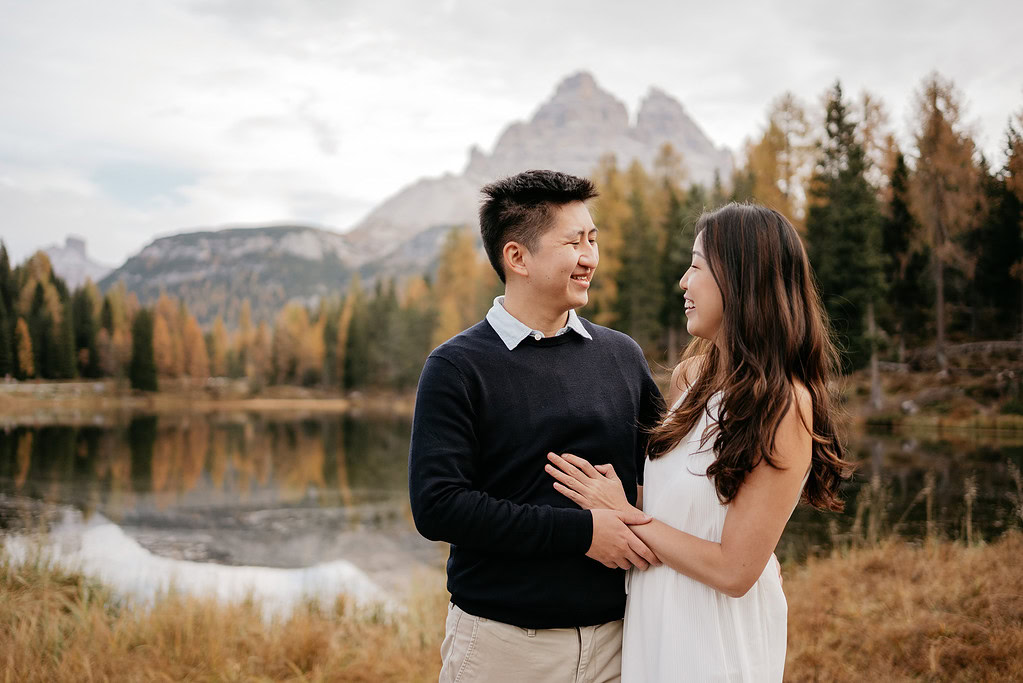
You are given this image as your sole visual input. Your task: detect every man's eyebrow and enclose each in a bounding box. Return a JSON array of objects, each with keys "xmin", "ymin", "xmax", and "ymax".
[{"xmin": 567, "ymin": 227, "xmax": 599, "ymax": 237}]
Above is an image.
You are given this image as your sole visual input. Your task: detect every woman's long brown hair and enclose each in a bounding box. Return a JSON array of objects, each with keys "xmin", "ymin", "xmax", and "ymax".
[{"xmin": 647, "ymin": 203, "xmax": 852, "ymax": 511}]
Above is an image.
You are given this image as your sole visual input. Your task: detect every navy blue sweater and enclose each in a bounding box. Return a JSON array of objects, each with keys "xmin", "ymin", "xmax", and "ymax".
[{"xmin": 408, "ymin": 318, "xmax": 663, "ymax": 628}]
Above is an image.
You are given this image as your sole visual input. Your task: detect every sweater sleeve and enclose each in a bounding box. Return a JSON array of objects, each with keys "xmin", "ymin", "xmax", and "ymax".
[
  {"xmin": 408, "ymin": 354, "xmax": 593, "ymax": 555},
  {"xmin": 634, "ymin": 349, "xmax": 665, "ymax": 487}
]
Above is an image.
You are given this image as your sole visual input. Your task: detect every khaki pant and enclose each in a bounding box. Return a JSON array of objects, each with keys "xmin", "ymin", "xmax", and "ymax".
[{"xmin": 439, "ymin": 603, "xmax": 623, "ymax": 683}]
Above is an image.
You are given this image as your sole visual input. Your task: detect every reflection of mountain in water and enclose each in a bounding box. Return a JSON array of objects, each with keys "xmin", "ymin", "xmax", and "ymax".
[{"xmin": 3, "ymin": 509, "xmax": 388, "ymax": 614}]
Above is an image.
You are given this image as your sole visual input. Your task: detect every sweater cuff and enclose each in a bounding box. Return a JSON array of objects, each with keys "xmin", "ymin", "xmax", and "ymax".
[{"xmin": 553, "ymin": 508, "xmax": 593, "ymax": 555}]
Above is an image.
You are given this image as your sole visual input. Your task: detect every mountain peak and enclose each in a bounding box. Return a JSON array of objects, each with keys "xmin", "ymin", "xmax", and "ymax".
[
  {"xmin": 44, "ymin": 235, "xmax": 112, "ymax": 289},
  {"xmin": 553, "ymin": 71, "xmax": 599, "ymax": 97}
]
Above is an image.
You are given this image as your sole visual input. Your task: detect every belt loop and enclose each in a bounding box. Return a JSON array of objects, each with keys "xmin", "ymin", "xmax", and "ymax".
[{"xmin": 526, "ymin": 628, "xmax": 536, "ymax": 637}]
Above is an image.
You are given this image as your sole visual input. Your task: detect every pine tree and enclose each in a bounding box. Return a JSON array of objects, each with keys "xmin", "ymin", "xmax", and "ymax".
[
  {"xmin": 320, "ymin": 299, "xmax": 340, "ymax": 387},
  {"xmin": 71, "ymin": 286, "xmax": 100, "ymax": 377},
  {"xmin": 334, "ymin": 279, "xmax": 361, "ymax": 389},
  {"xmin": 0, "ymin": 297, "xmax": 11, "ymax": 377},
  {"xmin": 909, "ymin": 73, "xmax": 983, "ymax": 373},
  {"xmin": 15, "ymin": 317, "xmax": 33, "ymax": 379},
  {"xmin": 181, "ymin": 312, "xmax": 209, "ymax": 379},
  {"xmin": 967, "ymin": 156, "xmax": 1021, "ymax": 338},
  {"xmin": 155, "ymin": 313, "xmax": 179, "ymax": 378},
  {"xmin": 0, "ymin": 242, "xmax": 11, "ymax": 323},
  {"xmin": 234, "ymin": 299, "xmax": 253, "ymax": 378},
  {"xmin": 430, "ymin": 228, "xmax": 487, "ymax": 347},
  {"xmin": 806, "ymin": 82, "xmax": 886, "ymax": 383},
  {"xmin": 881, "ymin": 151, "xmax": 932, "ymax": 358},
  {"xmin": 614, "ymin": 161, "xmax": 663, "ymax": 351},
  {"xmin": 395, "ymin": 275, "xmax": 437, "ymax": 388},
  {"xmin": 661, "ymin": 184, "xmax": 704, "ymax": 360},
  {"xmin": 249, "ymin": 321, "xmax": 272, "ymax": 386},
  {"xmin": 587, "ymin": 155, "xmax": 629, "ymax": 326},
  {"xmin": 1004, "ymin": 115, "xmax": 1023, "ymax": 341},
  {"xmin": 744, "ymin": 93, "xmax": 812, "ymax": 226},
  {"xmin": 27, "ymin": 283, "xmax": 55, "ymax": 378},
  {"xmin": 130, "ymin": 309, "xmax": 158, "ymax": 391},
  {"xmin": 56, "ymin": 298, "xmax": 76, "ymax": 379},
  {"xmin": 344, "ymin": 290, "xmax": 370, "ymax": 390},
  {"xmin": 209, "ymin": 315, "xmax": 229, "ymax": 377},
  {"xmin": 367, "ymin": 279, "xmax": 401, "ymax": 387}
]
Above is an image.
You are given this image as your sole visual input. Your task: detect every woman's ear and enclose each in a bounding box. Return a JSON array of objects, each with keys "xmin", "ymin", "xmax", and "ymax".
[{"xmin": 503, "ymin": 241, "xmax": 529, "ymax": 278}]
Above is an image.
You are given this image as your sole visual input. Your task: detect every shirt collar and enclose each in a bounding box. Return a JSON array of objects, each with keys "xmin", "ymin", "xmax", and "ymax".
[{"xmin": 485, "ymin": 296, "xmax": 592, "ymax": 350}]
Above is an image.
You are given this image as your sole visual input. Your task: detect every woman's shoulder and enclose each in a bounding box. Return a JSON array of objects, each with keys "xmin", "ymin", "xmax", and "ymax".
[
  {"xmin": 667, "ymin": 355, "xmax": 707, "ymax": 407},
  {"xmin": 789, "ymin": 380, "xmax": 813, "ymax": 426}
]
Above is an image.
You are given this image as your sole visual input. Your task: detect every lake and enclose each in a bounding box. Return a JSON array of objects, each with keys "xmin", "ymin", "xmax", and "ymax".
[{"xmin": 1, "ymin": 413, "xmax": 1021, "ymax": 609}]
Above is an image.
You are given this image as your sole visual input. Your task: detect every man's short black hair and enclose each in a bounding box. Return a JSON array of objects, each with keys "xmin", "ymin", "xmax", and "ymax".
[{"xmin": 479, "ymin": 169, "xmax": 598, "ymax": 283}]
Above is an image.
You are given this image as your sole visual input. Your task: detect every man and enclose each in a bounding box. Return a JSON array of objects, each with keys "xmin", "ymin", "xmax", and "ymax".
[{"xmin": 409, "ymin": 169, "xmax": 664, "ymax": 682}]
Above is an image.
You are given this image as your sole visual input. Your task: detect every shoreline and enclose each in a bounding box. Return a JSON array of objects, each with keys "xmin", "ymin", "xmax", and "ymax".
[
  {"xmin": 0, "ymin": 379, "xmax": 414, "ymax": 427},
  {"xmin": 2, "ymin": 365, "xmax": 1022, "ymax": 432}
]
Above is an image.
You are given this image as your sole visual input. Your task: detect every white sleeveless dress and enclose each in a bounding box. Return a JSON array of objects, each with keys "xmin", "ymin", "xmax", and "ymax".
[{"xmin": 621, "ymin": 392, "xmax": 799, "ymax": 682}]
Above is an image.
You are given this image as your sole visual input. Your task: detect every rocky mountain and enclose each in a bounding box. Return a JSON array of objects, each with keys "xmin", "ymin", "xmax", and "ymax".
[
  {"xmin": 345, "ymin": 71, "xmax": 733, "ymax": 263},
  {"xmin": 44, "ymin": 236, "xmax": 113, "ymax": 289},
  {"xmin": 101, "ymin": 72, "xmax": 732, "ymax": 324},
  {"xmin": 99, "ymin": 226, "xmax": 356, "ymax": 326}
]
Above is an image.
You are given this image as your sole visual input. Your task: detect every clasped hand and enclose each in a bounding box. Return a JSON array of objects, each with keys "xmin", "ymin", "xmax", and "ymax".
[
  {"xmin": 546, "ymin": 452, "xmax": 660, "ymax": 571},
  {"xmin": 546, "ymin": 452, "xmax": 636, "ymax": 514}
]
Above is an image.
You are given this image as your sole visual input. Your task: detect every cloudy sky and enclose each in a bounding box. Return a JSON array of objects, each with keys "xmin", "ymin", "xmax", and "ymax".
[{"xmin": 2, "ymin": 0, "xmax": 1021, "ymax": 267}]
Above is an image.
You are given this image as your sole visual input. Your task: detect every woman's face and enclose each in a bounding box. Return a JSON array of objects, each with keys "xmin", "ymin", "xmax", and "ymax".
[{"xmin": 680, "ymin": 232, "xmax": 724, "ymax": 340}]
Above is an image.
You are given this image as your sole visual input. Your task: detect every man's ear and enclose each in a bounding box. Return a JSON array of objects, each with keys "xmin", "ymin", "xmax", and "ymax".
[{"xmin": 503, "ymin": 241, "xmax": 529, "ymax": 278}]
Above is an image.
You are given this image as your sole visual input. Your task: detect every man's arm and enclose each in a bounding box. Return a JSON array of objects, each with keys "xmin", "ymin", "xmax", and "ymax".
[
  {"xmin": 634, "ymin": 349, "xmax": 666, "ymax": 488},
  {"xmin": 409, "ymin": 354, "xmax": 593, "ymax": 555}
]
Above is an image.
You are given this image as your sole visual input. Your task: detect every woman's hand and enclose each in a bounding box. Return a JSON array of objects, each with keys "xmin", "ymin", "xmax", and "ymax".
[{"xmin": 546, "ymin": 452, "xmax": 639, "ymax": 516}]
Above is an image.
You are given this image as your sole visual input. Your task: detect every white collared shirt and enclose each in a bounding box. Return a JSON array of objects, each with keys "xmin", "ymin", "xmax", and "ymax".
[{"xmin": 485, "ymin": 296, "xmax": 593, "ymax": 351}]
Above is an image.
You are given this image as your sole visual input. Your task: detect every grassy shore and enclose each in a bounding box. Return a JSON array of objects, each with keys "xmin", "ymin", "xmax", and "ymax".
[{"xmin": 2, "ymin": 533, "xmax": 1021, "ymax": 682}]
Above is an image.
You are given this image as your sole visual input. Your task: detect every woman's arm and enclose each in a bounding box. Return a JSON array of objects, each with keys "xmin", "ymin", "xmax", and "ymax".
[{"xmin": 548, "ymin": 385, "xmax": 812, "ymax": 598}]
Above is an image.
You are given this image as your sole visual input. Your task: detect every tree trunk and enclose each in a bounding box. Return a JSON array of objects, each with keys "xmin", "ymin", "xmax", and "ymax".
[{"xmin": 867, "ymin": 301, "xmax": 883, "ymax": 411}]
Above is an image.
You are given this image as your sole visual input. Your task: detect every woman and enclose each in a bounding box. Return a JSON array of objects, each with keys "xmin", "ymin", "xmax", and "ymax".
[{"xmin": 546, "ymin": 203, "xmax": 852, "ymax": 681}]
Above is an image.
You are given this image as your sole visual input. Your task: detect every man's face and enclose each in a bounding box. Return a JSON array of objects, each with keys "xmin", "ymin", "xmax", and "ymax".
[{"xmin": 521, "ymin": 201, "xmax": 599, "ymax": 312}]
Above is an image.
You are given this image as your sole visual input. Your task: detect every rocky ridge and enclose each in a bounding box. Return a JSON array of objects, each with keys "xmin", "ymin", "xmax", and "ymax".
[{"xmin": 100, "ymin": 72, "xmax": 732, "ymax": 324}]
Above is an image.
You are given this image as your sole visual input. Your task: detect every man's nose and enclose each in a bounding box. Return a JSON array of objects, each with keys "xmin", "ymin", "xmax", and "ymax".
[{"xmin": 580, "ymin": 244, "xmax": 598, "ymax": 268}]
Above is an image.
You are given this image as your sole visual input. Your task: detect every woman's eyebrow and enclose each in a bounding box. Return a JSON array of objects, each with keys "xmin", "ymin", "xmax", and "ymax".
[{"xmin": 692, "ymin": 249, "xmax": 705, "ymax": 259}]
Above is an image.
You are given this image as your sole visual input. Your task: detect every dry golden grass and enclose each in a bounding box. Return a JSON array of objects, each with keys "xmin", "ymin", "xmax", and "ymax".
[
  {"xmin": 0, "ymin": 556, "xmax": 446, "ymax": 682},
  {"xmin": 785, "ymin": 532, "xmax": 1023, "ymax": 682},
  {"xmin": 3, "ymin": 534, "xmax": 1022, "ymax": 682}
]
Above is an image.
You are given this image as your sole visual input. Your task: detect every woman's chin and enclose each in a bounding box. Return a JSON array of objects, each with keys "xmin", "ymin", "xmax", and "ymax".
[{"xmin": 686, "ymin": 323, "xmax": 711, "ymax": 341}]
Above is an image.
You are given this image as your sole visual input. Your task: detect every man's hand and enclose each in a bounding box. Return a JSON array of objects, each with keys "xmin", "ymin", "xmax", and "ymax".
[{"xmin": 586, "ymin": 508, "xmax": 660, "ymax": 570}]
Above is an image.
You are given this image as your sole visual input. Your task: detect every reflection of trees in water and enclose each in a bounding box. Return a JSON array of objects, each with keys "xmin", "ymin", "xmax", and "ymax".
[
  {"xmin": 778, "ymin": 430, "xmax": 1023, "ymax": 562},
  {"xmin": 151, "ymin": 418, "xmax": 209, "ymax": 509},
  {"xmin": 0, "ymin": 415, "xmax": 413, "ymax": 513},
  {"xmin": 15, "ymin": 431, "xmax": 31, "ymax": 489},
  {"xmin": 268, "ymin": 421, "xmax": 327, "ymax": 499}
]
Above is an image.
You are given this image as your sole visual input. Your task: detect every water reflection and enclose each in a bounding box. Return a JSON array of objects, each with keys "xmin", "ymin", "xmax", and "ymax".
[
  {"xmin": 778, "ymin": 428, "xmax": 1023, "ymax": 562},
  {"xmin": 0, "ymin": 413, "xmax": 413, "ymax": 518},
  {"xmin": 2, "ymin": 416, "xmax": 1022, "ymax": 591},
  {"xmin": 0, "ymin": 413, "xmax": 439, "ymax": 603}
]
